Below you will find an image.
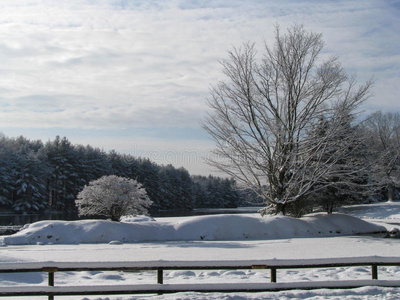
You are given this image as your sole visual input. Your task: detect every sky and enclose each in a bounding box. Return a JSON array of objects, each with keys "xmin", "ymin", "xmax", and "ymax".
[{"xmin": 0, "ymin": 0, "xmax": 399, "ymax": 176}]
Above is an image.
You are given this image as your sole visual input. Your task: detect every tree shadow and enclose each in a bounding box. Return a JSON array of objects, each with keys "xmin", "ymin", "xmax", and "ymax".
[
  {"xmin": 345, "ymin": 234, "xmax": 400, "ymax": 246},
  {"xmin": 0, "ymin": 272, "xmax": 44, "ymax": 285},
  {"xmin": 161, "ymin": 239, "xmax": 292, "ymax": 249}
]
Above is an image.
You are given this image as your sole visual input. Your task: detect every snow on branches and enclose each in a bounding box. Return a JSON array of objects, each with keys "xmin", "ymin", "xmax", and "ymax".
[
  {"xmin": 203, "ymin": 24, "xmax": 373, "ymax": 216},
  {"xmin": 76, "ymin": 175, "xmax": 152, "ymax": 221}
]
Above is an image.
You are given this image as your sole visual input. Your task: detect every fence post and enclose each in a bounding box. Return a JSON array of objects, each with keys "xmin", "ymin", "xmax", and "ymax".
[
  {"xmin": 372, "ymin": 264, "xmax": 378, "ymax": 280},
  {"xmin": 270, "ymin": 267, "xmax": 277, "ymax": 283},
  {"xmin": 157, "ymin": 268, "xmax": 164, "ymax": 296},
  {"xmin": 43, "ymin": 267, "xmax": 58, "ymax": 300},
  {"xmin": 157, "ymin": 268, "xmax": 163, "ymax": 284},
  {"xmin": 48, "ymin": 271, "xmax": 54, "ymax": 300},
  {"xmin": 48, "ymin": 271, "xmax": 54, "ymax": 287}
]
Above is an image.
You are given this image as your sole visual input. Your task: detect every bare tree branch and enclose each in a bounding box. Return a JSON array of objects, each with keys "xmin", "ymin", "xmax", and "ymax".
[{"xmin": 202, "ymin": 24, "xmax": 373, "ymax": 216}]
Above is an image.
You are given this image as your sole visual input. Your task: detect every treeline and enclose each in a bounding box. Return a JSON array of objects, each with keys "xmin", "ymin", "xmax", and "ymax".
[{"xmin": 0, "ymin": 135, "xmax": 242, "ymax": 214}]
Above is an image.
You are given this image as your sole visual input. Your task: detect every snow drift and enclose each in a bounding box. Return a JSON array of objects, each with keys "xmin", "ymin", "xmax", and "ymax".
[{"xmin": 0, "ymin": 213, "xmax": 386, "ymax": 245}]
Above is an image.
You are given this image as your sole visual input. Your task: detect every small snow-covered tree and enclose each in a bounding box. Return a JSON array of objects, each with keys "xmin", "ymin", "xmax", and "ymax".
[{"xmin": 76, "ymin": 175, "xmax": 152, "ymax": 221}]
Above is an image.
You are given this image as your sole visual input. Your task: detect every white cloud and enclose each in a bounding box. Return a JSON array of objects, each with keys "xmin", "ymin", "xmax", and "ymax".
[{"xmin": 0, "ymin": 0, "xmax": 399, "ymax": 175}]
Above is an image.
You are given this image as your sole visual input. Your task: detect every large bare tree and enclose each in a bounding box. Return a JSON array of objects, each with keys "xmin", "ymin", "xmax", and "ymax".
[{"xmin": 203, "ymin": 24, "xmax": 373, "ymax": 215}]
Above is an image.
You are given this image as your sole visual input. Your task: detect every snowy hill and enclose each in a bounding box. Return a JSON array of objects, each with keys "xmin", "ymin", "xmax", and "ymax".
[{"xmin": 0, "ymin": 213, "xmax": 386, "ymax": 245}]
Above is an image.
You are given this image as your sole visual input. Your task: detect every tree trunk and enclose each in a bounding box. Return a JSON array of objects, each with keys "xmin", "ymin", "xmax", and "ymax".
[
  {"xmin": 387, "ymin": 185, "xmax": 394, "ymax": 202},
  {"xmin": 326, "ymin": 198, "xmax": 334, "ymax": 214},
  {"xmin": 275, "ymin": 203, "xmax": 286, "ymax": 215}
]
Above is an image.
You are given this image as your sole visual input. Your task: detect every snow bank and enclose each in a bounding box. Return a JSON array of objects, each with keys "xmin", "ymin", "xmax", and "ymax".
[
  {"xmin": 0, "ymin": 213, "xmax": 386, "ymax": 245},
  {"xmin": 120, "ymin": 215, "xmax": 156, "ymax": 222},
  {"xmin": 340, "ymin": 202, "xmax": 400, "ymax": 219}
]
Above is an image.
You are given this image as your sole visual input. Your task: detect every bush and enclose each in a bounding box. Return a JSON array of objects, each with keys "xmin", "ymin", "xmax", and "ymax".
[{"xmin": 76, "ymin": 175, "xmax": 152, "ymax": 221}]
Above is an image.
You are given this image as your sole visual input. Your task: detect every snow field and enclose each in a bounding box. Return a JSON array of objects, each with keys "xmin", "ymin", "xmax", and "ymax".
[{"xmin": 1, "ymin": 203, "xmax": 400, "ymax": 299}]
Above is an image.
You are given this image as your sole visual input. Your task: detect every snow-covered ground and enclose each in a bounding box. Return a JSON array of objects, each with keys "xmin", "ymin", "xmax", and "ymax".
[{"xmin": 0, "ymin": 203, "xmax": 400, "ymax": 299}]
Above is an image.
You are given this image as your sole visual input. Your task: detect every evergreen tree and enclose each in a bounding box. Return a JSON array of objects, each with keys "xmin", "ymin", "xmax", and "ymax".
[
  {"xmin": 44, "ymin": 136, "xmax": 77, "ymax": 210},
  {"xmin": 192, "ymin": 175, "xmax": 240, "ymax": 208},
  {"xmin": 158, "ymin": 165, "xmax": 194, "ymax": 210},
  {"xmin": 83, "ymin": 145, "xmax": 112, "ymax": 182},
  {"xmin": 12, "ymin": 151, "xmax": 48, "ymax": 212},
  {"xmin": 0, "ymin": 138, "xmax": 16, "ymax": 209},
  {"xmin": 108, "ymin": 150, "xmax": 131, "ymax": 178},
  {"xmin": 0, "ymin": 133, "xmax": 247, "ymax": 215},
  {"xmin": 136, "ymin": 159, "xmax": 161, "ymax": 209}
]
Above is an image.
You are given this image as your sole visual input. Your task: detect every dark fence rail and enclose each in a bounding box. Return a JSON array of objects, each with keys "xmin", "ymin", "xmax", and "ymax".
[{"xmin": 1, "ymin": 257, "xmax": 400, "ymax": 299}]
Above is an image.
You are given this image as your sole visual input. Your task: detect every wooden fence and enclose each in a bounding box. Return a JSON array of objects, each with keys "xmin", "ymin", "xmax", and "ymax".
[{"xmin": 1, "ymin": 257, "xmax": 400, "ymax": 299}]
